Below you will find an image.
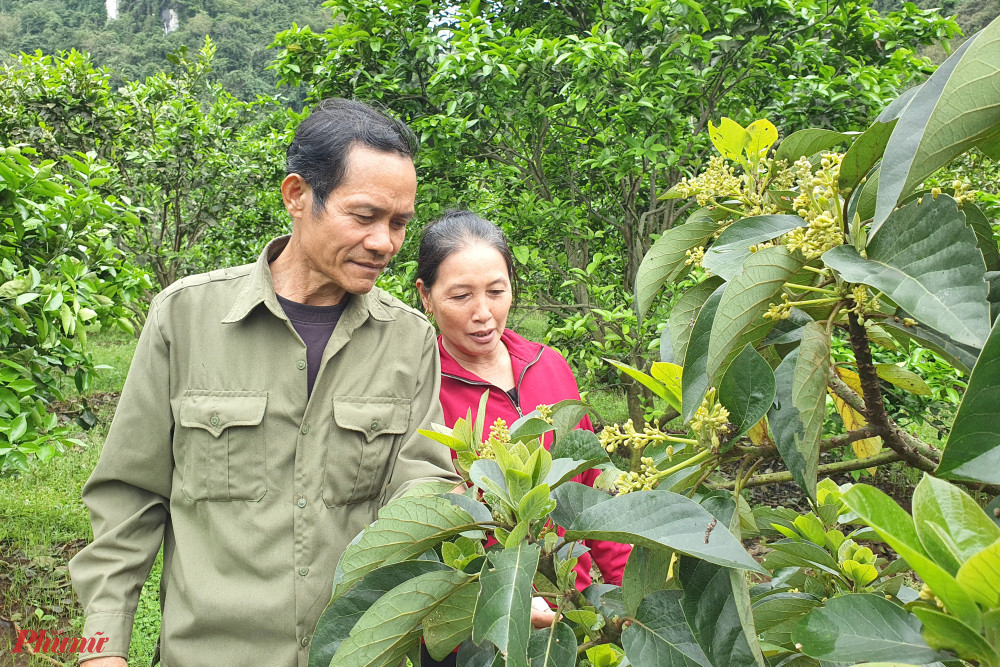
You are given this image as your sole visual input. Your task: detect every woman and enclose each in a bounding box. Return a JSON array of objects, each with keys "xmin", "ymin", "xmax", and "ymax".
[{"xmin": 415, "ymin": 210, "xmax": 631, "ymax": 665}]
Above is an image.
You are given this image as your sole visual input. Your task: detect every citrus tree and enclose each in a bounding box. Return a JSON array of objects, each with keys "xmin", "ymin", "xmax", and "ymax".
[{"xmin": 0, "ymin": 147, "xmax": 152, "ymax": 473}]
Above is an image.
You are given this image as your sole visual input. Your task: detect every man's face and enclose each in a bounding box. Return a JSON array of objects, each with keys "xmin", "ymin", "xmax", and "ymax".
[{"xmin": 296, "ymin": 145, "xmax": 417, "ymax": 297}]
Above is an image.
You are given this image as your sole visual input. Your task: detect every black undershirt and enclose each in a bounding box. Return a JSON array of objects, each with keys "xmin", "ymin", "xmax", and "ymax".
[
  {"xmin": 505, "ymin": 386, "xmax": 519, "ymax": 407},
  {"xmin": 276, "ymin": 294, "xmax": 348, "ymax": 396}
]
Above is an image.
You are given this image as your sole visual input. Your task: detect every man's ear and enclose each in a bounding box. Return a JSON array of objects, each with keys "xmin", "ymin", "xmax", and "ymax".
[
  {"xmin": 281, "ymin": 173, "xmax": 311, "ymax": 222},
  {"xmin": 415, "ymin": 278, "xmax": 432, "ymax": 313}
]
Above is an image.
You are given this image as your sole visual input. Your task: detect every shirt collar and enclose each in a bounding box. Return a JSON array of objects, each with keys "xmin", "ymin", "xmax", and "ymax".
[{"xmin": 222, "ymin": 235, "xmax": 396, "ymax": 325}]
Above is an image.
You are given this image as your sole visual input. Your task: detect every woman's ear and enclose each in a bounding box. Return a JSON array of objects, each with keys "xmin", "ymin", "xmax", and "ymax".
[{"xmin": 415, "ymin": 279, "xmax": 432, "ymax": 314}]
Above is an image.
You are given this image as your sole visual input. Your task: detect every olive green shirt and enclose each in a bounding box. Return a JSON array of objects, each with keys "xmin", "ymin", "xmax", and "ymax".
[{"xmin": 69, "ymin": 237, "xmax": 462, "ymax": 666}]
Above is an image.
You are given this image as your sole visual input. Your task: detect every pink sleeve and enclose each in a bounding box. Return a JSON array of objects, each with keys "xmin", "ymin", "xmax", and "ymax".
[{"xmin": 575, "ymin": 414, "xmax": 632, "ymax": 584}]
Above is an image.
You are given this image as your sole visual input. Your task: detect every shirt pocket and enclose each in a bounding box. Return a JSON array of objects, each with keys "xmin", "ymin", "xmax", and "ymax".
[
  {"xmin": 325, "ymin": 396, "xmax": 411, "ymax": 507},
  {"xmin": 178, "ymin": 390, "xmax": 268, "ymax": 502}
]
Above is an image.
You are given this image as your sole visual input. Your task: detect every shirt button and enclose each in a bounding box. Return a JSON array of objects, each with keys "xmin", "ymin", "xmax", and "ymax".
[
  {"xmin": 300, "ymin": 636, "xmax": 310, "ymax": 647},
  {"xmin": 299, "ymin": 566, "xmax": 309, "ymax": 576},
  {"xmin": 300, "ymin": 424, "xmax": 309, "ymax": 435},
  {"xmin": 297, "ymin": 497, "xmax": 307, "ymax": 508},
  {"xmin": 370, "ymin": 419, "xmax": 380, "ymax": 432},
  {"xmin": 297, "ymin": 360, "xmax": 306, "ymax": 370},
  {"xmin": 210, "ymin": 415, "xmax": 220, "ymax": 427}
]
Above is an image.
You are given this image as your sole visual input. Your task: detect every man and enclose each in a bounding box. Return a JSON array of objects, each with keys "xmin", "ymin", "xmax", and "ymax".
[{"xmin": 69, "ymin": 98, "xmax": 463, "ymax": 666}]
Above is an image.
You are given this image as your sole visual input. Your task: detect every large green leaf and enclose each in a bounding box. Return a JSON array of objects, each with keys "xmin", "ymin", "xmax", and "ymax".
[
  {"xmin": 526, "ymin": 621, "xmax": 577, "ymax": 667},
  {"xmin": 621, "ymin": 589, "xmax": 711, "ymax": 666},
  {"xmin": 913, "ymin": 607, "xmax": 1000, "ymax": 667},
  {"xmin": 767, "ymin": 348, "xmax": 819, "ymax": 502},
  {"xmin": 707, "ymin": 245, "xmax": 805, "ymax": 384},
  {"xmin": 562, "ymin": 490, "xmax": 764, "ymax": 573},
  {"xmin": 839, "ymin": 120, "xmax": 896, "ymax": 194},
  {"xmin": 423, "ymin": 578, "xmax": 480, "ymax": 660},
  {"xmin": 310, "ymin": 560, "xmax": 450, "ymax": 667},
  {"xmin": 882, "ymin": 310, "xmax": 981, "ymax": 374},
  {"xmin": 549, "ymin": 428, "xmax": 609, "ymax": 466},
  {"xmin": 964, "ymin": 201, "xmax": 1000, "ymax": 272},
  {"xmin": 791, "ymin": 594, "xmax": 946, "ymax": 664},
  {"xmin": 701, "ymin": 215, "xmax": 805, "ymax": 281},
  {"xmin": 751, "ymin": 593, "xmax": 822, "ymax": 635},
  {"xmin": 635, "ymin": 209, "xmax": 723, "ymax": 320},
  {"xmin": 911, "ymin": 475, "xmax": 1000, "ymax": 575},
  {"xmin": 955, "ymin": 538, "xmax": 1000, "ymax": 608},
  {"xmin": 679, "ymin": 557, "xmax": 763, "ymax": 667},
  {"xmin": 790, "ymin": 323, "xmax": 830, "ymax": 501},
  {"xmin": 823, "ymin": 195, "xmax": 990, "ymax": 348},
  {"xmin": 842, "ymin": 484, "xmax": 982, "ymax": 628},
  {"xmin": 472, "ymin": 542, "xmax": 540, "ymax": 667},
  {"xmin": 550, "ymin": 481, "xmax": 613, "ymax": 528},
  {"xmin": 719, "ymin": 344, "xmax": 776, "ymax": 443},
  {"xmin": 329, "ymin": 569, "xmax": 472, "ymax": 667},
  {"xmin": 874, "ymin": 16, "xmax": 1000, "ymax": 230},
  {"xmin": 670, "ymin": 277, "xmax": 725, "ymax": 367},
  {"xmin": 681, "ymin": 282, "xmax": 726, "ymax": 423},
  {"xmin": 775, "ymin": 129, "xmax": 853, "ymax": 163},
  {"xmin": 332, "ymin": 495, "xmax": 480, "ymax": 598},
  {"xmin": 622, "ymin": 545, "xmax": 675, "ymax": 617},
  {"xmin": 549, "ymin": 399, "xmax": 589, "ymax": 442},
  {"xmin": 938, "ymin": 316, "xmax": 1000, "ymax": 483}
]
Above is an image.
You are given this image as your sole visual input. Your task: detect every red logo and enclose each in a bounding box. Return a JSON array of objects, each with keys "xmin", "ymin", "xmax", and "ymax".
[{"xmin": 12, "ymin": 629, "xmax": 110, "ymax": 654}]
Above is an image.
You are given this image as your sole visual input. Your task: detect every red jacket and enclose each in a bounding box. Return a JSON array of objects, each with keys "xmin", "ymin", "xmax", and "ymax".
[{"xmin": 438, "ymin": 329, "xmax": 631, "ymax": 587}]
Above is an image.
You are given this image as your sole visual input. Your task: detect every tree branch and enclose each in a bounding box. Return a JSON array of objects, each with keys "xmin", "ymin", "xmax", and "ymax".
[{"xmin": 713, "ymin": 449, "xmax": 902, "ymax": 490}]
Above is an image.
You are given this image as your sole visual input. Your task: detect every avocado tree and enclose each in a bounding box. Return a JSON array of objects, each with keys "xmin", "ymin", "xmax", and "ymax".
[{"xmin": 306, "ymin": 14, "xmax": 1000, "ymax": 667}]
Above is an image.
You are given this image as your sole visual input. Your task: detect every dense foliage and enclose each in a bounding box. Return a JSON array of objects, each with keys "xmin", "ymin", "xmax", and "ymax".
[
  {"xmin": 272, "ymin": 0, "xmax": 960, "ymax": 421},
  {"xmin": 0, "ymin": 0, "xmax": 332, "ymax": 100},
  {"xmin": 305, "ymin": 13, "xmax": 1000, "ymax": 667},
  {"xmin": 0, "ymin": 39, "xmax": 293, "ymax": 289},
  {"xmin": 0, "ymin": 147, "xmax": 151, "ymax": 473}
]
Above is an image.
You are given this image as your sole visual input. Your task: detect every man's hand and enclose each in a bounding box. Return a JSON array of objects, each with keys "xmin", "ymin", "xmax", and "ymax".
[
  {"xmin": 81, "ymin": 658, "xmax": 127, "ymax": 666},
  {"xmin": 530, "ymin": 596, "xmax": 558, "ymax": 628}
]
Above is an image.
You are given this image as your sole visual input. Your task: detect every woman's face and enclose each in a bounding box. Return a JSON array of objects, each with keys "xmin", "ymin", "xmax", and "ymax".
[{"xmin": 417, "ymin": 243, "xmax": 512, "ymax": 361}]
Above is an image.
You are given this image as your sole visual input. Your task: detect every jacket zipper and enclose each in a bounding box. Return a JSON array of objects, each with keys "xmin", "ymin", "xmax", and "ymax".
[{"xmin": 442, "ymin": 347, "xmax": 544, "ymax": 419}]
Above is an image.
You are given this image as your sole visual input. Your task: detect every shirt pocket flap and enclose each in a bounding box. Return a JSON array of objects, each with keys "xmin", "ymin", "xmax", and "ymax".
[
  {"xmin": 179, "ymin": 392, "xmax": 268, "ymax": 438},
  {"xmin": 334, "ymin": 397, "xmax": 410, "ymax": 443}
]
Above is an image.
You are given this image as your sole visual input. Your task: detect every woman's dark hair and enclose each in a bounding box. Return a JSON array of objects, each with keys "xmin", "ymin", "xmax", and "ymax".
[
  {"xmin": 285, "ymin": 98, "xmax": 418, "ymax": 212},
  {"xmin": 417, "ymin": 210, "xmax": 520, "ymax": 305}
]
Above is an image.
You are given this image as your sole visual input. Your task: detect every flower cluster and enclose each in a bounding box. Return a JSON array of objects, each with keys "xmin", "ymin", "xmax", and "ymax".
[
  {"xmin": 689, "ymin": 388, "xmax": 730, "ymax": 450},
  {"xmin": 763, "ymin": 293, "xmax": 793, "ymax": 321},
  {"xmin": 684, "ymin": 245, "xmax": 706, "ymax": 268},
  {"xmin": 478, "ymin": 417, "xmax": 511, "ymax": 459},
  {"xmin": 598, "ymin": 419, "xmax": 674, "ymax": 455},
  {"xmin": 848, "ymin": 284, "xmax": 881, "ymax": 318},
  {"xmin": 785, "ymin": 154, "xmax": 845, "ymax": 259},
  {"xmin": 535, "ymin": 404, "xmax": 553, "ymax": 424},
  {"xmin": 673, "ymin": 156, "xmax": 743, "ymax": 207},
  {"xmin": 615, "ymin": 456, "xmax": 660, "ymax": 495}
]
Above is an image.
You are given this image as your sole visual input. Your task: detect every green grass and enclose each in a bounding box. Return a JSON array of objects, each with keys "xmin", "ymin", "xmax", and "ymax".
[{"xmin": 0, "ymin": 329, "xmax": 161, "ymax": 665}]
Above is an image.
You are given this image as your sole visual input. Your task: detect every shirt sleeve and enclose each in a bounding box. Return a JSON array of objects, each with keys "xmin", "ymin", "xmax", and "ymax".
[
  {"xmin": 382, "ymin": 324, "xmax": 463, "ymax": 502},
  {"xmin": 69, "ymin": 302, "xmax": 174, "ymax": 660}
]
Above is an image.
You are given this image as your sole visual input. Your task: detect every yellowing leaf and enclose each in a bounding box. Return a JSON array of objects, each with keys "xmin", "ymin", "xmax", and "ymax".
[
  {"xmin": 650, "ymin": 362, "xmax": 683, "ymax": 412},
  {"xmin": 708, "ymin": 117, "xmax": 751, "ymax": 161},
  {"xmin": 746, "ymin": 119, "xmax": 778, "ymax": 159},
  {"xmin": 748, "ymin": 417, "xmax": 773, "ymax": 447},
  {"xmin": 830, "ymin": 367, "xmax": 882, "ymax": 469},
  {"xmin": 875, "ymin": 363, "xmax": 932, "ymax": 396}
]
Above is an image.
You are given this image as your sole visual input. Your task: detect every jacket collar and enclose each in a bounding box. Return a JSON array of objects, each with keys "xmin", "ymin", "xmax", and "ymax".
[
  {"xmin": 222, "ymin": 235, "xmax": 395, "ymax": 325},
  {"xmin": 439, "ymin": 328, "xmax": 544, "ymax": 384}
]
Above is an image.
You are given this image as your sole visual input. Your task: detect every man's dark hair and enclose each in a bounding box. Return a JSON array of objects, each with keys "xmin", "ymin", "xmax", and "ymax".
[
  {"xmin": 285, "ymin": 98, "xmax": 418, "ymax": 211},
  {"xmin": 416, "ymin": 210, "xmax": 520, "ymax": 307}
]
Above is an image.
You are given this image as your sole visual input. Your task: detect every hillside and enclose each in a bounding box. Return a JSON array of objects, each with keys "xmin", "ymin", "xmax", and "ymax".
[{"xmin": 0, "ymin": 0, "xmax": 334, "ymax": 99}]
